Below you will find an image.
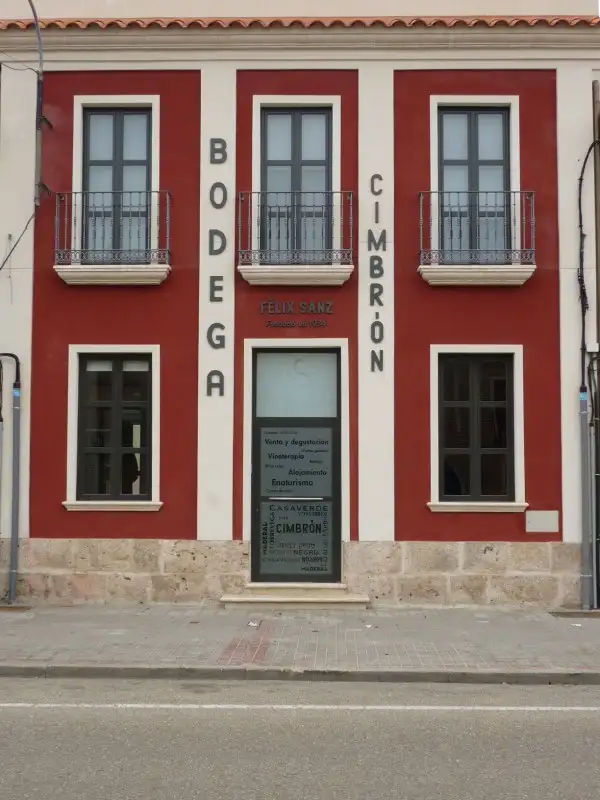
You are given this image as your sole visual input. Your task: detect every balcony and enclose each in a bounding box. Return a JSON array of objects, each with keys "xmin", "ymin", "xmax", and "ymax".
[
  {"xmin": 54, "ymin": 190, "xmax": 172, "ymax": 286},
  {"xmin": 237, "ymin": 190, "xmax": 354, "ymax": 286},
  {"xmin": 418, "ymin": 190, "xmax": 536, "ymax": 287}
]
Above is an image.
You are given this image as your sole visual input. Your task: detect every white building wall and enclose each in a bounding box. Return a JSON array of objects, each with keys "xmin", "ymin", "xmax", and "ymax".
[{"xmin": 0, "ymin": 66, "xmax": 37, "ymax": 539}]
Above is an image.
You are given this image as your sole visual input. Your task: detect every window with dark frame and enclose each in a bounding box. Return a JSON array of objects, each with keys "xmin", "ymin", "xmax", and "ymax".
[
  {"xmin": 439, "ymin": 354, "xmax": 515, "ymax": 502},
  {"xmin": 82, "ymin": 108, "xmax": 151, "ymax": 263},
  {"xmin": 438, "ymin": 107, "xmax": 510, "ymax": 264},
  {"xmin": 260, "ymin": 107, "xmax": 332, "ymax": 263},
  {"xmin": 76, "ymin": 354, "xmax": 152, "ymax": 502}
]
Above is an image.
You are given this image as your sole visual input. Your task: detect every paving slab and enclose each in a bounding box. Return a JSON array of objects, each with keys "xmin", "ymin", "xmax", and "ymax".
[{"xmin": 1, "ymin": 604, "xmax": 600, "ymax": 683}]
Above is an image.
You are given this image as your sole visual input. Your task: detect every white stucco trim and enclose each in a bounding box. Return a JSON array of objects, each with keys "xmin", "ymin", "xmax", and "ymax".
[
  {"xmin": 428, "ymin": 95, "xmax": 523, "ymax": 277},
  {"xmin": 67, "ymin": 95, "xmax": 162, "ymax": 273},
  {"xmin": 429, "ymin": 344, "xmax": 526, "ymax": 509},
  {"xmin": 197, "ymin": 64, "xmax": 236, "ymax": 541},
  {"xmin": 64, "ymin": 343, "xmax": 161, "ymax": 509},
  {"xmin": 242, "ymin": 338, "xmax": 351, "ymax": 546},
  {"xmin": 358, "ymin": 64, "xmax": 395, "ymax": 541}
]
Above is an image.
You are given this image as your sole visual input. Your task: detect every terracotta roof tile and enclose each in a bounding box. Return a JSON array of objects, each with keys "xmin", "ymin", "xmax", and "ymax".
[{"xmin": 0, "ymin": 16, "xmax": 599, "ymax": 31}]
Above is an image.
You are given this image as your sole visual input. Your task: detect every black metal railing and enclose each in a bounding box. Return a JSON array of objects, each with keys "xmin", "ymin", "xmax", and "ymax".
[
  {"xmin": 238, "ymin": 190, "xmax": 354, "ymax": 266},
  {"xmin": 419, "ymin": 190, "xmax": 535, "ymax": 266},
  {"xmin": 54, "ymin": 190, "xmax": 171, "ymax": 266}
]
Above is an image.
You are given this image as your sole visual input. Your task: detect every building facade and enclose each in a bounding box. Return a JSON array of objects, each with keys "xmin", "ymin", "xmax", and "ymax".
[{"xmin": 0, "ymin": 0, "xmax": 599, "ymax": 606}]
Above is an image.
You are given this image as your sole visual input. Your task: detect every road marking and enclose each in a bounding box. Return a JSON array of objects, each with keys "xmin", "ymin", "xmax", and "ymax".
[{"xmin": 2, "ymin": 703, "xmax": 600, "ymax": 712}]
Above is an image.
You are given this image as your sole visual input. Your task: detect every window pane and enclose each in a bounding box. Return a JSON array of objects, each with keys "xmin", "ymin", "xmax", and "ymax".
[
  {"xmin": 443, "ymin": 165, "xmax": 469, "ymax": 194},
  {"xmin": 480, "ymin": 407, "xmax": 507, "ymax": 448},
  {"xmin": 480, "ymin": 361, "xmax": 508, "ymax": 401},
  {"xmin": 478, "ymin": 165, "xmax": 505, "ymax": 193},
  {"xmin": 478, "ymin": 114, "xmax": 505, "ymax": 160},
  {"xmin": 84, "ymin": 361, "xmax": 113, "ymax": 401},
  {"xmin": 265, "ymin": 165, "xmax": 292, "ymax": 194},
  {"xmin": 83, "ymin": 406, "xmax": 112, "ymax": 448},
  {"xmin": 481, "ymin": 453, "xmax": 508, "ymax": 496},
  {"xmin": 88, "ymin": 114, "xmax": 113, "ymax": 161},
  {"xmin": 441, "ymin": 113, "xmax": 468, "ymax": 160},
  {"xmin": 121, "ymin": 216, "xmax": 148, "ymax": 253},
  {"xmin": 443, "ymin": 454, "xmax": 470, "ymax": 496},
  {"xmin": 477, "ymin": 216, "xmax": 507, "ymax": 257},
  {"xmin": 122, "ymin": 366, "xmax": 150, "ymax": 402},
  {"xmin": 82, "ymin": 453, "xmax": 111, "ymax": 496},
  {"xmin": 123, "ymin": 114, "xmax": 148, "ymax": 161},
  {"xmin": 299, "ymin": 211, "xmax": 327, "ymax": 256},
  {"xmin": 121, "ymin": 408, "xmax": 149, "ymax": 449},
  {"xmin": 256, "ymin": 352, "xmax": 338, "ymax": 418},
  {"xmin": 443, "ymin": 407, "xmax": 470, "ymax": 449},
  {"xmin": 123, "ymin": 165, "xmax": 148, "ymax": 193},
  {"xmin": 266, "ymin": 114, "xmax": 292, "ymax": 161},
  {"xmin": 442, "ymin": 360, "xmax": 470, "ymax": 401},
  {"xmin": 442, "ymin": 211, "xmax": 470, "ymax": 257},
  {"xmin": 301, "ymin": 114, "xmax": 327, "ymax": 160},
  {"xmin": 88, "ymin": 165, "xmax": 113, "ymax": 194},
  {"xmin": 301, "ymin": 166, "xmax": 327, "ymax": 207},
  {"xmin": 121, "ymin": 452, "xmax": 146, "ymax": 496}
]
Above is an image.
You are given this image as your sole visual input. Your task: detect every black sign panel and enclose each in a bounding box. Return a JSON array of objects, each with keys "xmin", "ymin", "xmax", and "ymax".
[
  {"xmin": 260, "ymin": 428, "xmax": 332, "ymax": 497},
  {"xmin": 259, "ymin": 501, "xmax": 332, "ymax": 576}
]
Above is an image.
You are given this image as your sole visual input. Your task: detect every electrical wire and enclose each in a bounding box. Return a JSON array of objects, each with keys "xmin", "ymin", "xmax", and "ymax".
[{"xmin": 0, "ymin": 210, "xmax": 36, "ymax": 274}]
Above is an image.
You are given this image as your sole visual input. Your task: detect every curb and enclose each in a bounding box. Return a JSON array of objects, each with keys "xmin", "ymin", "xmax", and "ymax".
[{"xmin": 1, "ymin": 663, "xmax": 600, "ymax": 684}]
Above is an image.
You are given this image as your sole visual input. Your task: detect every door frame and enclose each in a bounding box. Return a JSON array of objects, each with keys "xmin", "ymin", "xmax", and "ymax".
[{"xmin": 242, "ymin": 339, "xmax": 351, "ymax": 561}]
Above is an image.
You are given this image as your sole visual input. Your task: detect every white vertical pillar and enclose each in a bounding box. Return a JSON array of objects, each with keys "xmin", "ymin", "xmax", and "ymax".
[
  {"xmin": 197, "ymin": 65, "xmax": 237, "ymax": 539},
  {"xmin": 358, "ymin": 64, "xmax": 395, "ymax": 541},
  {"xmin": 557, "ymin": 64, "xmax": 596, "ymax": 544},
  {"xmin": 0, "ymin": 67, "xmax": 37, "ymax": 539}
]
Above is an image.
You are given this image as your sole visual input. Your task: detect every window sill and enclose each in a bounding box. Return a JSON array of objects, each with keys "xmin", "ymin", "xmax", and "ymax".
[
  {"xmin": 62, "ymin": 501, "xmax": 163, "ymax": 512},
  {"xmin": 427, "ymin": 502, "xmax": 528, "ymax": 514},
  {"xmin": 418, "ymin": 264, "xmax": 536, "ymax": 287},
  {"xmin": 237, "ymin": 264, "xmax": 354, "ymax": 286},
  {"xmin": 54, "ymin": 264, "xmax": 171, "ymax": 286}
]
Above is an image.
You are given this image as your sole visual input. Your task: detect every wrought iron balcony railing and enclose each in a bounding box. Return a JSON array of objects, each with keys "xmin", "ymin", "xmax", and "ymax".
[
  {"xmin": 419, "ymin": 190, "xmax": 535, "ymax": 266},
  {"xmin": 54, "ymin": 190, "xmax": 171, "ymax": 266},
  {"xmin": 238, "ymin": 190, "xmax": 354, "ymax": 266}
]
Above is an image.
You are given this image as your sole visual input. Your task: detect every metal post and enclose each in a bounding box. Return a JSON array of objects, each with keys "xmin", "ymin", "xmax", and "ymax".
[
  {"xmin": 581, "ymin": 388, "xmax": 595, "ymax": 610},
  {"xmin": 0, "ymin": 354, "xmax": 21, "ymax": 605}
]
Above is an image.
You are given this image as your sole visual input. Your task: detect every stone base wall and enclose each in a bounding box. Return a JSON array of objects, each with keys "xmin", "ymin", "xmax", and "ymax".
[{"xmin": 0, "ymin": 539, "xmax": 582, "ymax": 607}]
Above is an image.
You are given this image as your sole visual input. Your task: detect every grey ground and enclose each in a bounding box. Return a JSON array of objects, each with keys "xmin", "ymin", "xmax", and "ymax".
[
  {"xmin": 2, "ymin": 679, "xmax": 600, "ymax": 799},
  {"xmin": 2, "ymin": 604, "xmax": 600, "ymax": 679}
]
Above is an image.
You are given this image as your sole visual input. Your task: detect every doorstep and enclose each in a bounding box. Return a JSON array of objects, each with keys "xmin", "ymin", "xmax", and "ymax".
[{"xmin": 220, "ymin": 582, "xmax": 371, "ymax": 610}]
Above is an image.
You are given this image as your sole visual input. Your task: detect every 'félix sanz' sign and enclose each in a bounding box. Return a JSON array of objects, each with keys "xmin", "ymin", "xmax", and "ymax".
[{"xmin": 259, "ymin": 299, "xmax": 334, "ymax": 328}]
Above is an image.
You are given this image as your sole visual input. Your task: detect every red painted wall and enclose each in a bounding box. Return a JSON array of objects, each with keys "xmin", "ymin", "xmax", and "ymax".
[
  {"xmin": 233, "ymin": 71, "xmax": 359, "ymax": 541},
  {"xmin": 30, "ymin": 71, "xmax": 201, "ymax": 539},
  {"xmin": 394, "ymin": 70, "xmax": 561, "ymax": 542}
]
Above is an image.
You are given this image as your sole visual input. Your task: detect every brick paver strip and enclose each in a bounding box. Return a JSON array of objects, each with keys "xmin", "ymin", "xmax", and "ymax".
[{"xmin": 2, "ymin": 605, "xmax": 600, "ymax": 683}]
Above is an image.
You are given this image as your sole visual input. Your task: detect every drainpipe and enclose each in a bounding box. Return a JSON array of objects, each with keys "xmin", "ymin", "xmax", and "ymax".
[
  {"xmin": 591, "ymin": 81, "xmax": 600, "ymax": 610},
  {"xmin": 0, "ymin": 354, "xmax": 21, "ymax": 604}
]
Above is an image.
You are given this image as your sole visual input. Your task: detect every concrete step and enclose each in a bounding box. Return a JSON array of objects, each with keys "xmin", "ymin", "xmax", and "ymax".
[{"xmin": 220, "ymin": 583, "xmax": 370, "ymax": 609}]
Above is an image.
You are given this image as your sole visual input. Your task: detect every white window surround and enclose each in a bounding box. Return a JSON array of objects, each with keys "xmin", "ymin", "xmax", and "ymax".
[
  {"xmin": 54, "ymin": 95, "xmax": 170, "ymax": 286},
  {"xmin": 428, "ymin": 344, "xmax": 527, "ymax": 513},
  {"xmin": 238, "ymin": 94, "xmax": 352, "ymax": 286},
  {"xmin": 242, "ymin": 338, "xmax": 351, "ymax": 546},
  {"xmin": 419, "ymin": 95, "xmax": 536, "ymax": 287},
  {"xmin": 63, "ymin": 344, "xmax": 162, "ymax": 512}
]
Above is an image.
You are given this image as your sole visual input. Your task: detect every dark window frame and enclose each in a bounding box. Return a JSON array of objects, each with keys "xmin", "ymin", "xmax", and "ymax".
[
  {"xmin": 260, "ymin": 106, "xmax": 333, "ymax": 255},
  {"xmin": 438, "ymin": 106, "xmax": 511, "ymax": 258},
  {"xmin": 82, "ymin": 107, "xmax": 152, "ymax": 256},
  {"xmin": 76, "ymin": 353, "xmax": 153, "ymax": 502},
  {"xmin": 438, "ymin": 354, "xmax": 515, "ymax": 503}
]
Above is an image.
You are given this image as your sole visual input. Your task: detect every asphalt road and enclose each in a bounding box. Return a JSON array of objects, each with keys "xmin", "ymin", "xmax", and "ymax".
[{"xmin": 1, "ymin": 679, "xmax": 600, "ymax": 799}]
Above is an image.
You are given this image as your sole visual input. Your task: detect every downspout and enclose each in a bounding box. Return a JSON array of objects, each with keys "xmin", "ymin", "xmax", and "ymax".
[
  {"xmin": 593, "ymin": 81, "xmax": 600, "ymax": 609},
  {"xmin": 0, "ymin": 354, "xmax": 20, "ymax": 604}
]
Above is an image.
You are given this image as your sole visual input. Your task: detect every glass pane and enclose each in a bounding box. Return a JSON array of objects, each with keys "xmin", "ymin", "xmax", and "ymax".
[
  {"xmin": 443, "ymin": 407, "xmax": 470, "ymax": 448},
  {"xmin": 477, "ymin": 216, "xmax": 507, "ymax": 257},
  {"xmin": 441, "ymin": 113, "xmax": 468, "ymax": 160},
  {"xmin": 299, "ymin": 212, "xmax": 327, "ymax": 256},
  {"xmin": 266, "ymin": 114, "xmax": 292, "ymax": 161},
  {"xmin": 442, "ymin": 211, "xmax": 469, "ymax": 257},
  {"xmin": 256, "ymin": 351, "xmax": 338, "ymax": 418},
  {"xmin": 265, "ymin": 208, "xmax": 292, "ymax": 256},
  {"xmin": 478, "ymin": 165, "xmax": 505, "ymax": 192},
  {"xmin": 301, "ymin": 114, "xmax": 327, "ymax": 160},
  {"xmin": 123, "ymin": 114, "xmax": 148, "ymax": 160},
  {"xmin": 481, "ymin": 453, "xmax": 508, "ymax": 496},
  {"xmin": 86, "ymin": 214, "xmax": 113, "ymax": 254},
  {"xmin": 301, "ymin": 165, "xmax": 327, "ymax": 207},
  {"xmin": 82, "ymin": 453, "xmax": 111, "ymax": 496},
  {"xmin": 83, "ymin": 407, "xmax": 111, "ymax": 448},
  {"xmin": 123, "ymin": 165, "xmax": 148, "ymax": 193},
  {"xmin": 443, "ymin": 454, "xmax": 470, "ymax": 496},
  {"xmin": 121, "ymin": 216, "xmax": 148, "ymax": 253},
  {"xmin": 121, "ymin": 452, "xmax": 148, "ymax": 496},
  {"xmin": 478, "ymin": 114, "xmax": 505, "ymax": 160},
  {"xmin": 442, "ymin": 360, "xmax": 469, "ymax": 401},
  {"xmin": 480, "ymin": 407, "xmax": 508, "ymax": 448},
  {"xmin": 84, "ymin": 361, "xmax": 113, "ymax": 401},
  {"xmin": 121, "ymin": 407, "xmax": 148, "ymax": 449},
  {"xmin": 122, "ymin": 366, "xmax": 150, "ymax": 402},
  {"xmin": 266, "ymin": 165, "xmax": 291, "ymax": 195},
  {"xmin": 88, "ymin": 114, "xmax": 113, "ymax": 161},
  {"xmin": 88, "ymin": 165, "xmax": 113, "ymax": 194},
  {"xmin": 480, "ymin": 361, "xmax": 508, "ymax": 401}
]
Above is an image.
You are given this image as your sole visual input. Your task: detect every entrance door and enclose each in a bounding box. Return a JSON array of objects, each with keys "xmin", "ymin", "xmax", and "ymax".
[{"xmin": 251, "ymin": 348, "xmax": 341, "ymax": 583}]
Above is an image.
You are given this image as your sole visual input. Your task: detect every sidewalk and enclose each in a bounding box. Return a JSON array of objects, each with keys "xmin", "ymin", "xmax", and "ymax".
[{"xmin": 2, "ymin": 604, "xmax": 600, "ymax": 683}]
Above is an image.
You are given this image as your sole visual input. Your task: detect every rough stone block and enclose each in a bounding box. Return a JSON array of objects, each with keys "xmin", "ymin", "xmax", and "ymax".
[
  {"xmin": 16, "ymin": 573, "xmax": 53, "ymax": 602},
  {"xmin": 345, "ymin": 574, "xmax": 396, "ymax": 603},
  {"xmin": 104, "ymin": 573, "xmax": 150, "ymax": 603},
  {"xmin": 551, "ymin": 543, "xmax": 582, "ymax": 573},
  {"xmin": 343, "ymin": 543, "xmax": 403, "ymax": 576},
  {"xmin": 131, "ymin": 540, "xmax": 161, "ymax": 573},
  {"xmin": 50, "ymin": 572, "xmax": 108, "ymax": 603},
  {"xmin": 488, "ymin": 575, "xmax": 560, "ymax": 606},
  {"xmin": 161, "ymin": 541, "xmax": 247, "ymax": 575},
  {"xmin": 508, "ymin": 542, "xmax": 551, "ymax": 573},
  {"xmin": 404, "ymin": 542, "xmax": 459, "ymax": 574},
  {"xmin": 74, "ymin": 540, "xmax": 133, "ymax": 572},
  {"xmin": 150, "ymin": 573, "xmax": 208, "ymax": 602},
  {"xmin": 161, "ymin": 542, "xmax": 207, "ymax": 574},
  {"xmin": 449, "ymin": 575, "xmax": 489, "ymax": 605},
  {"xmin": 21, "ymin": 539, "xmax": 74, "ymax": 571},
  {"xmin": 558, "ymin": 575, "xmax": 581, "ymax": 609},
  {"xmin": 462, "ymin": 542, "xmax": 511, "ymax": 574},
  {"xmin": 395, "ymin": 576, "xmax": 448, "ymax": 604}
]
